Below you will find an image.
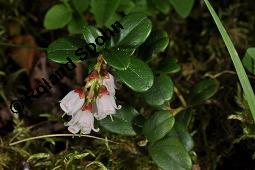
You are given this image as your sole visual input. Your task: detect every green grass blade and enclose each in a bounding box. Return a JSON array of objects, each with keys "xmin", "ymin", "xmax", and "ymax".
[{"xmin": 204, "ymin": 0, "xmax": 255, "ymax": 121}]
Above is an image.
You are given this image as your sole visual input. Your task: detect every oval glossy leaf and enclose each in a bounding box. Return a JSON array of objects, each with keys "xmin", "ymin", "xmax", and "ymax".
[
  {"xmin": 72, "ymin": 0, "xmax": 89, "ymax": 13},
  {"xmin": 83, "ymin": 26, "xmax": 104, "ymax": 51},
  {"xmin": 103, "ymin": 48, "xmax": 134, "ymax": 70},
  {"xmin": 143, "ymin": 75, "xmax": 174, "ymax": 106},
  {"xmin": 149, "ymin": 136, "xmax": 192, "ymax": 170},
  {"xmin": 159, "ymin": 57, "xmax": 181, "ymax": 74},
  {"xmin": 153, "ymin": 101, "xmax": 173, "ymax": 111},
  {"xmin": 187, "ymin": 79, "xmax": 219, "ymax": 106},
  {"xmin": 117, "ymin": 0, "xmax": 135, "ymax": 14},
  {"xmin": 99, "ymin": 106, "xmax": 139, "ymax": 136},
  {"xmin": 167, "ymin": 122, "xmax": 194, "ymax": 151},
  {"xmin": 139, "ymin": 31, "xmax": 169, "ymax": 59},
  {"xmin": 143, "ymin": 111, "xmax": 175, "ymax": 143},
  {"xmin": 168, "ymin": 0, "xmax": 194, "ymax": 18},
  {"xmin": 151, "ymin": 0, "xmax": 171, "ymax": 14},
  {"xmin": 91, "ymin": 0, "xmax": 120, "ymax": 26},
  {"xmin": 130, "ymin": 0, "xmax": 149, "ymax": 14},
  {"xmin": 242, "ymin": 47, "xmax": 255, "ymax": 75},
  {"xmin": 44, "ymin": 4, "xmax": 72, "ymax": 29},
  {"xmin": 47, "ymin": 37, "xmax": 85, "ymax": 63},
  {"xmin": 114, "ymin": 57, "xmax": 154, "ymax": 92},
  {"xmin": 67, "ymin": 16, "xmax": 86, "ymax": 34},
  {"xmin": 146, "ymin": 31, "xmax": 169, "ymax": 53},
  {"xmin": 114, "ymin": 13, "xmax": 152, "ymax": 48},
  {"xmin": 176, "ymin": 109, "xmax": 193, "ymax": 128},
  {"xmin": 132, "ymin": 115, "xmax": 146, "ymax": 135}
]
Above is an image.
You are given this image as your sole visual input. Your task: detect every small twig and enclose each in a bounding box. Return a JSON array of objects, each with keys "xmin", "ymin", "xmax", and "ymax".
[
  {"xmin": 204, "ymin": 70, "xmax": 255, "ymax": 80},
  {"xmin": 0, "ymin": 42, "xmax": 46, "ymax": 50},
  {"xmin": 174, "ymin": 87, "xmax": 187, "ymax": 107},
  {"xmin": 9, "ymin": 134, "xmax": 120, "ymax": 146},
  {"xmin": 26, "ymin": 120, "xmax": 50, "ymax": 130}
]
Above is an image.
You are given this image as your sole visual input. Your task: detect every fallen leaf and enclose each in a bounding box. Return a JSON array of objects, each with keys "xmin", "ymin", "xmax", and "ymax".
[
  {"xmin": 8, "ymin": 35, "xmax": 37, "ymax": 72},
  {"xmin": 192, "ymin": 164, "xmax": 201, "ymax": 170}
]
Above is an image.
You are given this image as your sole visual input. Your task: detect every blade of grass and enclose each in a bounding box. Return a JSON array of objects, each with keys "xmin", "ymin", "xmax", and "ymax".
[{"xmin": 204, "ymin": 0, "xmax": 255, "ymax": 121}]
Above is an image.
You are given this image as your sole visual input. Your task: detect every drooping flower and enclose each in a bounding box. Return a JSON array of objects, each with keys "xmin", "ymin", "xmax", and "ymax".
[
  {"xmin": 65, "ymin": 103, "xmax": 99, "ymax": 134},
  {"xmin": 94, "ymin": 86, "xmax": 121, "ymax": 120},
  {"xmin": 102, "ymin": 72, "xmax": 117, "ymax": 96},
  {"xmin": 59, "ymin": 88, "xmax": 85, "ymax": 115}
]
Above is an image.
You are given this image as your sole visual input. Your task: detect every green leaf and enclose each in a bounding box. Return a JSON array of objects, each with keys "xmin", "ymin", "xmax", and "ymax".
[
  {"xmin": 146, "ymin": 31, "xmax": 169, "ymax": 53},
  {"xmin": 149, "ymin": 135, "xmax": 192, "ymax": 170},
  {"xmin": 143, "ymin": 111, "xmax": 175, "ymax": 143},
  {"xmin": 44, "ymin": 4, "xmax": 72, "ymax": 29},
  {"xmin": 117, "ymin": 0, "xmax": 135, "ymax": 14},
  {"xmin": 73, "ymin": 153, "xmax": 90, "ymax": 159},
  {"xmin": 67, "ymin": 16, "xmax": 86, "ymax": 34},
  {"xmin": 168, "ymin": 0, "xmax": 194, "ymax": 18},
  {"xmin": 28, "ymin": 153, "xmax": 50, "ymax": 161},
  {"xmin": 139, "ymin": 31, "xmax": 169, "ymax": 58},
  {"xmin": 91, "ymin": 0, "xmax": 120, "ymax": 26},
  {"xmin": 143, "ymin": 75, "xmax": 174, "ymax": 106},
  {"xmin": 159, "ymin": 57, "xmax": 181, "ymax": 74},
  {"xmin": 130, "ymin": 0, "xmax": 149, "ymax": 14},
  {"xmin": 114, "ymin": 57, "xmax": 154, "ymax": 92},
  {"xmin": 151, "ymin": 0, "xmax": 171, "ymax": 14},
  {"xmin": 83, "ymin": 26, "xmax": 104, "ymax": 51},
  {"xmin": 187, "ymin": 79, "xmax": 219, "ymax": 106},
  {"xmin": 132, "ymin": 115, "xmax": 146, "ymax": 135},
  {"xmin": 167, "ymin": 122, "xmax": 194, "ymax": 151},
  {"xmin": 47, "ymin": 37, "xmax": 85, "ymax": 63},
  {"xmin": 99, "ymin": 106, "xmax": 139, "ymax": 136},
  {"xmin": 105, "ymin": 13, "xmax": 122, "ymax": 28},
  {"xmin": 72, "ymin": 0, "xmax": 90, "ymax": 13},
  {"xmin": 114, "ymin": 13, "xmax": 152, "ymax": 48},
  {"xmin": 204, "ymin": 0, "xmax": 255, "ymax": 122},
  {"xmin": 153, "ymin": 101, "xmax": 173, "ymax": 110},
  {"xmin": 103, "ymin": 48, "xmax": 134, "ymax": 70},
  {"xmin": 242, "ymin": 48, "xmax": 255, "ymax": 75},
  {"xmin": 176, "ymin": 109, "xmax": 193, "ymax": 128}
]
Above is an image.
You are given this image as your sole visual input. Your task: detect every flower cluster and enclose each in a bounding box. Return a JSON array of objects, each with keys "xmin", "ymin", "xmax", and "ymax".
[{"xmin": 59, "ymin": 57, "xmax": 121, "ymax": 134}]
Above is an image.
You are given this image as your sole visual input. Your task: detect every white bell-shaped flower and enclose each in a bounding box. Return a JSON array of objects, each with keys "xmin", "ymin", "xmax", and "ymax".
[
  {"xmin": 94, "ymin": 86, "xmax": 121, "ymax": 120},
  {"xmin": 102, "ymin": 73, "xmax": 117, "ymax": 96},
  {"xmin": 60, "ymin": 88, "xmax": 85, "ymax": 115},
  {"xmin": 65, "ymin": 104, "xmax": 99, "ymax": 134}
]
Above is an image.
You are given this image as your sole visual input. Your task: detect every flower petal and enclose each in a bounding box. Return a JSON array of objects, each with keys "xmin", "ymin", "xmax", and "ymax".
[
  {"xmin": 103, "ymin": 73, "xmax": 116, "ymax": 96},
  {"xmin": 95, "ymin": 95, "xmax": 120, "ymax": 120},
  {"xmin": 59, "ymin": 90, "xmax": 85, "ymax": 115},
  {"xmin": 65, "ymin": 109, "xmax": 97, "ymax": 134},
  {"xmin": 68, "ymin": 125, "xmax": 80, "ymax": 134}
]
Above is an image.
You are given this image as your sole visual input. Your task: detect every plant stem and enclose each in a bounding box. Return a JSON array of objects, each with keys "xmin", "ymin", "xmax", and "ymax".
[
  {"xmin": 172, "ymin": 106, "xmax": 186, "ymax": 116},
  {"xmin": 174, "ymin": 87, "xmax": 187, "ymax": 107},
  {"xmin": 9, "ymin": 134, "xmax": 119, "ymax": 146}
]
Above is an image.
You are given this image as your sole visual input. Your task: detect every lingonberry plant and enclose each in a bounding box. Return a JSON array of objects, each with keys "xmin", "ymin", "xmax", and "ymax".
[
  {"xmin": 44, "ymin": 0, "xmax": 255, "ymax": 169},
  {"xmin": 46, "ymin": 11, "xmax": 201, "ymax": 169},
  {"xmin": 1, "ymin": 0, "xmax": 254, "ymax": 169}
]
